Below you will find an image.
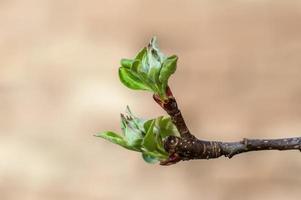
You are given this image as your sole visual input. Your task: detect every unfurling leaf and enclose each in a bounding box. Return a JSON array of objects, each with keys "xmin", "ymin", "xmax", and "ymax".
[
  {"xmin": 120, "ymin": 59, "xmax": 133, "ymax": 69},
  {"xmin": 159, "ymin": 55, "xmax": 178, "ymax": 91},
  {"xmin": 119, "ymin": 68, "xmax": 151, "ymax": 91},
  {"xmin": 95, "ymin": 131, "xmax": 135, "ymax": 151},
  {"xmin": 118, "ymin": 37, "xmax": 178, "ymax": 100},
  {"xmin": 142, "ymin": 120, "xmax": 157, "ymax": 151},
  {"xmin": 97, "ymin": 107, "xmax": 180, "ymax": 164}
]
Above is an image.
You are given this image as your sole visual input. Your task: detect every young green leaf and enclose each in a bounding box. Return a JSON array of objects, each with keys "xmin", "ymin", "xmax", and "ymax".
[
  {"xmin": 120, "ymin": 111, "xmax": 144, "ymax": 149},
  {"xmin": 95, "ymin": 131, "xmax": 134, "ymax": 150},
  {"xmin": 142, "ymin": 119, "xmax": 157, "ymax": 152},
  {"xmin": 125, "ymin": 106, "xmax": 145, "ymax": 131},
  {"xmin": 156, "ymin": 116, "xmax": 180, "ymax": 139},
  {"xmin": 120, "ymin": 59, "xmax": 133, "ymax": 69},
  {"xmin": 119, "ymin": 67, "xmax": 151, "ymax": 91},
  {"xmin": 135, "ymin": 47, "xmax": 147, "ymax": 60},
  {"xmin": 118, "ymin": 37, "xmax": 178, "ymax": 100},
  {"xmin": 142, "ymin": 153, "xmax": 159, "ymax": 164},
  {"xmin": 97, "ymin": 107, "xmax": 179, "ymax": 164},
  {"xmin": 159, "ymin": 55, "xmax": 178, "ymax": 87}
]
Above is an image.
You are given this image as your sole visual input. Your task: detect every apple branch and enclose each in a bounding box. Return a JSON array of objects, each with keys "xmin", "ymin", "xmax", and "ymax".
[
  {"xmin": 98, "ymin": 37, "xmax": 301, "ymax": 166},
  {"xmin": 154, "ymin": 87, "xmax": 301, "ymax": 165}
]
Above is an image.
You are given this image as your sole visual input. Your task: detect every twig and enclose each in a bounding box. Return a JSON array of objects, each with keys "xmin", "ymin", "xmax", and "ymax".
[{"xmin": 154, "ymin": 87, "xmax": 301, "ymax": 165}]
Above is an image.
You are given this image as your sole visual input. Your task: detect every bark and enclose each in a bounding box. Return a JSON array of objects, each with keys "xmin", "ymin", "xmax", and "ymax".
[{"xmin": 153, "ymin": 87, "xmax": 301, "ymax": 166}]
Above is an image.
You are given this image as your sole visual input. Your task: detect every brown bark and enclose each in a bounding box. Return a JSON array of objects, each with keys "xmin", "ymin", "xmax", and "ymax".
[{"xmin": 153, "ymin": 87, "xmax": 301, "ymax": 166}]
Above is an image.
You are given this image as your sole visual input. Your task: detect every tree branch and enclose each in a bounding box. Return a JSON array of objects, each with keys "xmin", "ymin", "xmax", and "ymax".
[
  {"xmin": 154, "ymin": 87, "xmax": 301, "ymax": 166},
  {"xmin": 153, "ymin": 87, "xmax": 194, "ymax": 139}
]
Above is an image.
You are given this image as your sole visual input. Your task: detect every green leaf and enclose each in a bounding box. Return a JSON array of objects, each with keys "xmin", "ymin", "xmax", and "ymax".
[
  {"xmin": 148, "ymin": 66, "xmax": 160, "ymax": 86},
  {"xmin": 142, "ymin": 120, "xmax": 157, "ymax": 151},
  {"xmin": 95, "ymin": 131, "xmax": 124, "ymax": 143},
  {"xmin": 146, "ymin": 38, "xmax": 164, "ymax": 85},
  {"xmin": 155, "ymin": 130, "xmax": 168, "ymax": 155},
  {"xmin": 119, "ymin": 67, "xmax": 151, "ymax": 91},
  {"xmin": 131, "ymin": 59, "xmax": 140, "ymax": 73},
  {"xmin": 159, "ymin": 55, "xmax": 178, "ymax": 85},
  {"xmin": 120, "ymin": 59, "xmax": 133, "ymax": 69},
  {"xmin": 151, "ymin": 116, "xmax": 179, "ymax": 155},
  {"xmin": 96, "ymin": 131, "xmax": 133, "ymax": 150},
  {"xmin": 143, "ymin": 119, "xmax": 155, "ymax": 132},
  {"xmin": 142, "ymin": 153, "xmax": 159, "ymax": 164},
  {"xmin": 123, "ymin": 126, "xmax": 143, "ymax": 146},
  {"xmin": 140, "ymin": 54, "xmax": 151, "ymax": 74},
  {"xmin": 97, "ymin": 107, "xmax": 177, "ymax": 164},
  {"xmin": 135, "ymin": 47, "xmax": 147, "ymax": 61},
  {"xmin": 156, "ymin": 116, "xmax": 180, "ymax": 139},
  {"xmin": 118, "ymin": 37, "xmax": 177, "ymax": 100},
  {"xmin": 148, "ymin": 37, "xmax": 165, "ymax": 62},
  {"xmin": 125, "ymin": 106, "xmax": 145, "ymax": 131},
  {"xmin": 120, "ymin": 114, "xmax": 143, "ymax": 147}
]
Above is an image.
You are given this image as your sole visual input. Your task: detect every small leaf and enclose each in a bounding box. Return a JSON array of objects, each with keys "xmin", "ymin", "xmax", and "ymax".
[
  {"xmin": 131, "ymin": 60, "xmax": 141, "ymax": 73},
  {"xmin": 124, "ymin": 126, "xmax": 143, "ymax": 146},
  {"xmin": 125, "ymin": 106, "xmax": 145, "ymax": 131},
  {"xmin": 97, "ymin": 107, "xmax": 175, "ymax": 164},
  {"xmin": 120, "ymin": 59, "xmax": 133, "ymax": 68},
  {"xmin": 155, "ymin": 131, "xmax": 168, "ymax": 155},
  {"xmin": 118, "ymin": 37, "xmax": 177, "ymax": 100},
  {"xmin": 156, "ymin": 116, "xmax": 180, "ymax": 139},
  {"xmin": 148, "ymin": 65, "xmax": 160, "ymax": 85},
  {"xmin": 96, "ymin": 131, "xmax": 133, "ymax": 150},
  {"xmin": 119, "ymin": 67, "xmax": 151, "ymax": 91},
  {"xmin": 159, "ymin": 55, "xmax": 178, "ymax": 84},
  {"xmin": 146, "ymin": 39, "xmax": 164, "ymax": 86},
  {"xmin": 142, "ymin": 153, "xmax": 159, "ymax": 164},
  {"xmin": 135, "ymin": 47, "xmax": 147, "ymax": 61},
  {"xmin": 140, "ymin": 54, "xmax": 151, "ymax": 74},
  {"xmin": 96, "ymin": 131, "xmax": 124, "ymax": 143},
  {"xmin": 148, "ymin": 37, "xmax": 165, "ymax": 62},
  {"xmin": 142, "ymin": 120, "xmax": 157, "ymax": 151},
  {"xmin": 129, "ymin": 138, "xmax": 143, "ymax": 150},
  {"xmin": 120, "ymin": 114, "xmax": 143, "ymax": 146},
  {"xmin": 143, "ymin": 119, "xmax": 155, "ymax": 132}
]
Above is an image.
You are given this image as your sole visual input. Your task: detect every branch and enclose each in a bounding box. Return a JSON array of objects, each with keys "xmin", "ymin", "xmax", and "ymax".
[
  {"xmin": 100, "ymin": 37, "xmax": 301, "ymax": 166},
  {"xmin": 153, "ymin": 87, "xmax": 193, "ymax": 139},
  {"xmin": 154, "ymin": 87, "xmax": 301, "ymax": 165}
]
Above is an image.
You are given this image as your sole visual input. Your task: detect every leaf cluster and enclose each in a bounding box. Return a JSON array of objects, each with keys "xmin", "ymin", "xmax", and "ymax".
[
  {"xmin": 96, "ymin": 107, "xmax": 180, "ymax": 163},
  {"xmin": 119, "ymin": 37, "xmax": 178, "ymax": 100}
]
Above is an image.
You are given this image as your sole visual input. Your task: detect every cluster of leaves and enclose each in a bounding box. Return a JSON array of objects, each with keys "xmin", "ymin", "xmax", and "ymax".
[
  {"xmin": 98, "ymin": 37, "xmax": 180, "ymax": 163},
  {"xmin": 119, "ymin": 37, "xmax": 178, "ymax": 100},
  {"xmin": 96, "ymin": 107, "xmax": 180, "ymax": 163}
]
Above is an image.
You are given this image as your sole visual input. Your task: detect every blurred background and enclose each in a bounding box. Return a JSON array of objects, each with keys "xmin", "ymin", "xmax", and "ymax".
[{"xmin": 1, "ymin": 0, "xmax": 301, "ymax": 199}]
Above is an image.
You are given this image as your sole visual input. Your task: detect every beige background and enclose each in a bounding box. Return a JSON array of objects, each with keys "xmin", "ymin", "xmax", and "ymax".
[{"xmin": 1, "ymin": 0, "xmax": 301, "ymax": 200}]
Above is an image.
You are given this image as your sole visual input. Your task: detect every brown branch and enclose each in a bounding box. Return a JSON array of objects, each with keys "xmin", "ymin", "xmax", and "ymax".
[
  {"xmin": 153, "ymin": 87, "xmax": 194, "ymax": 139},
  {"xmin": 154, "ymin": 87, "xmax": 301, "ymax": 166}
]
